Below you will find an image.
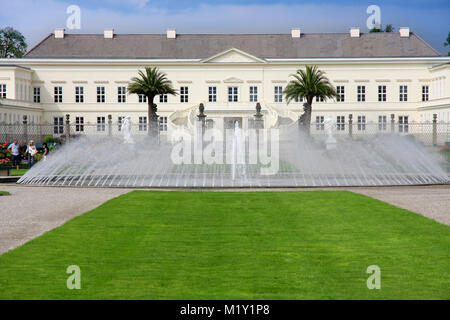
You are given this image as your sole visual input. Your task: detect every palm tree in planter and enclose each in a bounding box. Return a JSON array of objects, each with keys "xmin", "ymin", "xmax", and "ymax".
[
  {"xmin": 283, "ymin": 65, "xmax": 337, "ymax": 134},
  {"xmin": 128, "ymin": 67, "xmax": 177, "ymax": 137}
]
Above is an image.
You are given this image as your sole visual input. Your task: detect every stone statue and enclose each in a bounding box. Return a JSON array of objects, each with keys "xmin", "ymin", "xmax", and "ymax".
[{"xmin": 122, "ymin": 115, "xmax": 134, "ymax": 144}]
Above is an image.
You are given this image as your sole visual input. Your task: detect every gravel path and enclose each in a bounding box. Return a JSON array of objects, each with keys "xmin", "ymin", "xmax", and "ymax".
[
  {"xmin": 0, "ymin": 184, "xmax": 448, "ymax": 255},
  {"xmin": 346, "ymin": 185, "xmax": 450, "ymax": 226},
  {"xmin": 0, "ymin": 185, "xmax": 129, "ymax": 254}
]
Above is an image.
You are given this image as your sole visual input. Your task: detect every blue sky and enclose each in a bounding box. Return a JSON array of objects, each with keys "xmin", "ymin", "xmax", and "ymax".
[{"xmin": 0, "ymin": 0, "xmax": 449, "ymax": 55}]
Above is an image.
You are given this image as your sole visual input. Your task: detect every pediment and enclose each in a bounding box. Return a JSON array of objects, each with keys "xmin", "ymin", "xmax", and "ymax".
[
  {"xmin": 201, "ymin": 48, "xmax": 266, "ymax": 64},
  {"xmin": 223, "ymin": 77, "xmax": 244, "ymax": 84}
]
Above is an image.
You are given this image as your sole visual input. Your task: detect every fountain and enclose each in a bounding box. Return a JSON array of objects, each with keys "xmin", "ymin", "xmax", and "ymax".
[
  {"xmin": 17, "ymin": 105, "xmax": 450, "ymax": 188},
  {"xmin": 121, "ymin": 116, "xmax": 134, "ymax": 144},
  {"xmin": 231, "ymin": 121, "xmax": 247, "ymax": 182},
  {"xmin": 324, "ymin": 117, "xmax": 337, "ymax": 150}
]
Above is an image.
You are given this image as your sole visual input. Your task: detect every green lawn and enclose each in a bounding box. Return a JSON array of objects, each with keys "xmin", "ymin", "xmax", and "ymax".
[
  {"xmin": 10, "ymin": 169, "xmax": 28, "ymax": 176},
  {"xmin": 0, "ymin": 191, "xmax": 10, "ymax": 196},
  {"xmin": 0, "ymin": 190, "xmax": 448, "ymax": 300}
]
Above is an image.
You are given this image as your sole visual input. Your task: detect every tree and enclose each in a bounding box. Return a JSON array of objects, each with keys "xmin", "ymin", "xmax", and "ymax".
[
  {"xmin": 369, "ymin": 24, "xmax": 394, "ymax": 33},
  {"xmin": 0, "ymin": 27, "xmax": 27, "ymax": 58},
  {"xmin": 444, "ymin": 32, "xmax": 450, "ymax": 56},
  {"xmin": 284, "ymin": 65, "xmax": 337, "ymax": 133},
  {"xmin": 127, "ymin": 67, "xmax": 177, "ymax": 136}
]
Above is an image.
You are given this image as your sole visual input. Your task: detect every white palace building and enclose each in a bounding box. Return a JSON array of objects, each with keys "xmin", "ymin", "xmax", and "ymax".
[{"xmin": 0, "ymin": 27, "xmax": 449, "ymax": 138}]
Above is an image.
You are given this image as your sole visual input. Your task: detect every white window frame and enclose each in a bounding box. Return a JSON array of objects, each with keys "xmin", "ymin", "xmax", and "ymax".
[
  {"xmin": 208, "ymin": 87, "xmax": 217, "ymax": 102},
  {"xmin": 53, "ymin": 117, "xmax": 64, "ymax": 134},
  {"xmin": 118, "ymin": 87, "xmax": 126, "ymax": 103},
  {"xmin": 249, "ymin": 86, "xmax": 258, "ymax": 102},
  {"xmin": 378, "ymin": 85, "xmax": 386, "ymax": 102},
  {"xmin": 336, "ymin": 86, "xmax": 345, "ymax": 102},
  {"xmin": 378, "ymin": 115, "xmax": 387, "ymax": 131},
  {"xmin": 357, "ymin": 115, "xmax": 366, "ymax": 131},
  {"xmin": 399, "ymin": 116, "xmax": 409, "ymax": 133},
  {"xmin": 75, "ymin": 86, "xmax": 84, "ymax": 103},
  {"xmin": 139, "ymin": 116, "xmax": 147, "ymax": 131},
  {"xmin": 33, "ymin": 87, "xmax": 40, "ymax": 103},
  {"xmin": 75, "ymin": 116, "xmax": 84, "ymax": 132},
  {"xmin": 139, "ymin": 94, "xmax": 147, "ymax": 103},
  {"xmin": 399, "ymin": 85, "xmax": 408, "ymax": 102},
  {"xmin": 180, "ymin": 86, "xmax": 189, "ymax": 103},
  {"xmin": 97, "ymin": 86, "xmax": 105, "ymax": 103},
  {"xmin": 422, "ymin": 85, "xmax": 429, "ymax": 101},
  {"xmin": 228, "ymin": 87, "xmax": 238, "ymax": 102},
  {"xmin": 159, "ymin": 116, "xmax": 168, "ymax": 132},
  {"xmin": 54, "ymin": 86, "xmax": 63, "ymax": 103},
  {"xmin": 337, "ymin": 116, "xmax": 345, "ymax": 131},
  {"xmin": 274, "ymin": 86, "xmax": 283, "ymax": 103},
  {"xmin": 97, "ymin": 116, "xmax": 106, "ymax": 132},
  {"xmin": 357, "ymin": 85, "xmax": 366, "ymax": 102},
  {"xmin": 159, "ymin": 94, "xmax": 168, "ymax": 103},
  {"xmin": 118, "ymin": 116, "xmax": 125, "ymax": 131},
  {"xmin": 0, "ymin": 84, "xmax": 6, "ymax": 98},
  {"xmin": 315, "ymin": 116, "xmax": 324, "ymax": 131}
]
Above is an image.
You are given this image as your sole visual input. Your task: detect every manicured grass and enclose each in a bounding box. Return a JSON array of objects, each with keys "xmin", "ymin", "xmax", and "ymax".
[
  {"xmin": 0, "ymin": 191, "xmax": 10, "ymax": 196},
  {"xmin": 10, "ymin": 169, "xmax": 28, "ymax": 176},
  {"xmin": 0, "ymin": 191, "xmax": 448, "ymax": 300}
]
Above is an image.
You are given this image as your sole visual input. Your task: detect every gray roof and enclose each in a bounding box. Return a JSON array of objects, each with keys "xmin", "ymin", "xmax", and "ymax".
[{"xmin": 24, "ymin": 32, "xmax": 441, "ymax": 59}]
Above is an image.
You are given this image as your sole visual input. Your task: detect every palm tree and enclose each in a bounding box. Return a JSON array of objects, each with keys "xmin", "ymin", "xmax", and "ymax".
[
  {"xmin": 128, "ymin": 67, "xmax": 177, "ymax": 136},
  {"xmin": 283, "ymin": 65, "xmax": 337, "ymax": 132}
]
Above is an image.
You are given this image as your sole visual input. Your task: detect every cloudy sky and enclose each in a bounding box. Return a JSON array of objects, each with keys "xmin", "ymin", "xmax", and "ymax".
[{"xmin": 1, "ymin": 0, "xmax": 449, "ymax": 55}]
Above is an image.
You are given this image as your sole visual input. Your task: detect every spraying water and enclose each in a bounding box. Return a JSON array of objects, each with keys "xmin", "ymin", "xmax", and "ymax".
[{"xmin": 18, "ymin": 118, "xmax": 449, "ymax": 188}]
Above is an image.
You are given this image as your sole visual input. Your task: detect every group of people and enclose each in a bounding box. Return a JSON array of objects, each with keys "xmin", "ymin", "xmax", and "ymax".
[{"xmin": 6, "ymin": 140, "xmax": 49, "ymax": 170}]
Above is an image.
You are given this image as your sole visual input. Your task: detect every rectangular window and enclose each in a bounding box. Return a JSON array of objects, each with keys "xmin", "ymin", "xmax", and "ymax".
[
  {"xmin": 378, "ymin": 85, "xmax": 386, "ymax": 102},
  {"xmin": 295, "ymin": 96, "xmax": 303, "ymax": 103},
  {"xmin": 75, "ymin": 116, "xmax": 84, "ymax": 132},
  {"xmin": 337, "ymin": 116, "xmax": 345, "ymax": 131},
  {"xmin": 118, "ymin": 116, "xmax": 124, "ymax": 131},
  {"xmin": 159, "ymin": 116, "xmax": 168, "ymax": 132},
  {"xmin": 208, "ymin": 87, "xmax": 217, "ymax": 102},
  {"xmin": 378, "ymin": 115, "xmax": 387, "ymax": 131},
  {"xmin": 75, "ymin": 86, "xmax": 84, "ymax": 103},
  {"xmin": 53, "ymin": 117, "xmax": 64, "ymax": 134},
  {"xmin": 159, "ymin": 94, "xmax": 167, "ymax": 103},
  {"xmin": 422, "ymin": 85, "xmax": 429, "ymax": 101},
  {"xmin": 33, "ymin": 87, "xmax": 40, "ymax": 103},
  {"xmin": 97, "ymin": 86, "xmax": 105, "ymax": 103},
  {"xmin": 399, "ymin": 116, "xmax": 409, "ymax": 133},
  {"xmin": 357, "ymin": 85, "xmax": 366, "ymax": 102},
  {"xmin": 118, "ymin": 87, "xmax": 126, "ymax": 103},
  {"xmin": 97, "ymin": 116, "xmax": 106, "ymax": 132},
  {"xmin": 139, "ymin": 116, "xmax": 147, "ymax": 131},
  {"xmin": 0, "ymin": 84, "xmax": 6, "ymax": 98},
  {"xmin": 180, "ymin": 86, "xmax": 189, "ymax": 103},
  {"xmin": 399, "ymin": 85, "xmax": 408, "ymax": 102},
  {"xmin": 138, "ymin": 94, "xmax": 147, "ymax": 103},
  {"xmin": 315, "ymin": 116, "xmax": 324, "ymax": 131},
  {"xmin": 336, "ymin": 86, "xmax": 345, "ymax": 102},
  {"xmin": 54, "ymin": 86, "xmax": 63, "ymax": 103},
  {"xmin": 357, "ymin": 115, "xmax": 366, "ymax": 131},
  {"xmin": 315, "ymin": 96, "xmax": 324, "ymax": 102},
  {"xmin": 139, "ymin": 94, "xmax": 147, "ymax": 103},
  {"xmin": 274, "ymin": 86, "xmax": 283, "ymax": 103},
  {"xmin": 249, "ymin": 86, "xmax": 258, "ymax": 102},
  {"xmin": 228, "ymin": 87, "xmax": 238, "ymax": 102}
]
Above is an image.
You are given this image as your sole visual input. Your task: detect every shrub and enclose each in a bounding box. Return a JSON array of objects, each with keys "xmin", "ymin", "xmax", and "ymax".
[{"xmin": 43, "ymin": 136, "xmax": 61, "ymax": 144}]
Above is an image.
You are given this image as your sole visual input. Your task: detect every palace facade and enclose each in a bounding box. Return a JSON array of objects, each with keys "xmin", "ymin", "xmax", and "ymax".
[{"xmin": 0, "ymin": 27, "xmax": 449, "ymax": 137}]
